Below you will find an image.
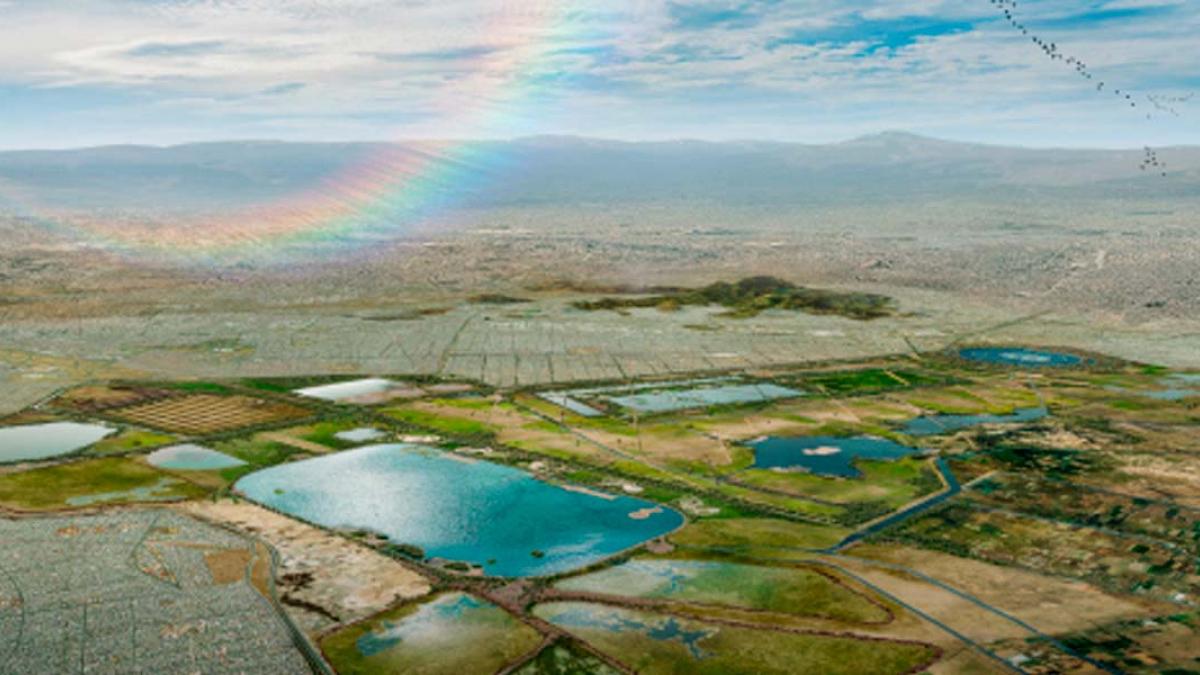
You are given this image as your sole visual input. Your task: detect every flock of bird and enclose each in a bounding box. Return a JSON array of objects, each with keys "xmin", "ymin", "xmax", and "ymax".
[
  {"xmin": 1147, "ymin": 93, "xmax": 1193, "ymax": 117},
  {"xmin": 1140, "ymin": 147, "xmax": 1167, "ymax": 175},
  {"xmin": 987, "ymin": 0, "xmax": 1190, "ymax": 177}
]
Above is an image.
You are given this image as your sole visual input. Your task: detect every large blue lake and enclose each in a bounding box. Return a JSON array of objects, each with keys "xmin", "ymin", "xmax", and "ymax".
[
  {"xmin": 959, "ymin": 347, "xmax": 1081, "ymax": 367},
  {"xmin": 748, "ymin": 435, "xmax": 921, "ymax": 478},
  {"xmin": 235, "ymin": 444, "xmax": 684, "ymax": 577}
]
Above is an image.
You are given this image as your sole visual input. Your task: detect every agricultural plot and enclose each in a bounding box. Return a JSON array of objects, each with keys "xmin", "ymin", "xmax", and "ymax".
[
  {"xmin": 968, "ymin": 473, "xmax": 1200, "ymax": 552},
  {"xmin": 533, "ymin": 602, "xmax": 939, "ymax": 675},
  {"xmin": 884, "ymin": 502, "xmax": 1197, "ymax": 603},
  {"xmin": 788, "ymin": 367, "xmax": 951, "ymax": 396},
  {"xmin": 553, "ymin": 558, "xmax": 890, "ymax": 624},
  {"xmin": 667, "ymin": 518, "xmax": 850, "ymax": 554},
  {"xmin": 1001, "ymin": 612, "xmax": 1200, "ymax": 674},
  {"xmin": 111, "ymin": 394, "xmax": 310, "ymax": 435},
  {"xmin": 0, "ymin": 511, "xmax": 309, "ymax": 674},
  {"xmin": 320, "ymin": 592, "xmax": 541, "ymax": 675}
]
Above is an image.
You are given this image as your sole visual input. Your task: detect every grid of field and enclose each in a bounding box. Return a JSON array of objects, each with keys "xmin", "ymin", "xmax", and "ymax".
[
  {"xmin": 112, "ymin": 394, "xmax": 309, "ymax": 434},
  {"xmin": 0, "ymin": 510, "xmax": 310, "ymax": 674}
]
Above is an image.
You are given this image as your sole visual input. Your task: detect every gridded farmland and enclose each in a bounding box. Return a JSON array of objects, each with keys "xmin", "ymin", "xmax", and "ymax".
[
  {"xmin": 0, "ymin": 510, "xmax": 311, "ymax": 674},
  {"xmin": 111, "ymin": 395, "xmax": 310, "ymax": 435}
]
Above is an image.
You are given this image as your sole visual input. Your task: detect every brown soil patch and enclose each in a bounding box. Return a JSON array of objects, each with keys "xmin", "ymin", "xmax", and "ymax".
[
  {"xmin": 204, "ymin": 547, "xmax": 252, "ymax": 584},
  {"xmin": 847, "ymin": 544, "xmax": 1166, "ymax": 635},
  {"xmin": 176, "ymin": 500, "xmax": 431, "ymax": 634}
]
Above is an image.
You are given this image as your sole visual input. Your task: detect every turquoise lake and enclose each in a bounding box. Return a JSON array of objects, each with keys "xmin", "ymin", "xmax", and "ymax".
[
  {"xmin": 903, "ymin": 407, "xmax": 1048, "ymax": 436},
  {"xmin": 235, "ymin": 444, "xmax": 684, "ymax": 577},
  {"xmin": 959, "ymin": 347, "xmax": 1081, "ymax": 367},
  {"xmin": 748, "ymin": 435, "xmax": 921, "ymax": 477},
  {"xmin": 0, "ymin": 422, "xmax": 115, "ymax": 463}
]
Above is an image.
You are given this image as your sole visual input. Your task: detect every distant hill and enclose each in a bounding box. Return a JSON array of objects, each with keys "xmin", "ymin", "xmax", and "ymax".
[{"xmin": 0, "ymin": 133, "xmax": 1196, "ymax": 212}]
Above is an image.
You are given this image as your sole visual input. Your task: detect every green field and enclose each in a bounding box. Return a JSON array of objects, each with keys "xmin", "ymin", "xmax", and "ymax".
[
  {"xmin": 212, "ymin": 437, "xmax": 308, "ymax": 482},
  {"xmin": 321, "ymin": 593, "xmax": 541, "ymax": 675},
  {"xmin": 555, "ymin": 558, "xmax": 889, "ymax": 624},
  {"xmin": 801, "ymin": 368, "xmax": 949, "ymax": 395},
  {"xmin": 734, "ymin": 457, "xmax": 942, "ymax": 510},
  {"xmin": 383, "ymin": 406, "xmax": 499, "ymax": 437},
  {"xmin": 0, "ymin": 457, "xmax": 206, "ymax": 510},
  {"xmin": 85, "ymin": 428, "xmax": 176, "ymax": 455},
  {"xmin": 534, "ymin": 603, "xmax": 936, "ymax": 674},
  {"xmin": 667, "ymin": 518, "xmax": 849, "ymax": 553},
  {"xmin": 514, "ymin": 642, "xmax": 621, "ymax": 675}
]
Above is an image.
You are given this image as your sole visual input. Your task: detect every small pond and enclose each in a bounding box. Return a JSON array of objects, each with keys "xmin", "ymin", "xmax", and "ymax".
[
  {"xmin": 146, "ymin": 444, "xmax": 246, "ymax": 470},
  {"xmin": 748, "ymin": 435, "xmax": 921, "ymax": 478},
  {"xmin": 334, "ymin": 427, "xmax": 389, "ymax": 443},
  {"xmin": 294, "ymin": 378, "xmax": 397, "ymax": 402},
  {"xmin": 235, "ymin": 444, "xmax": 684, "ymax": 577},
  {"xmin": 902, "ymin": 406, "xmax": 1048, "ymax": 436},
  {"xmin": 0, "ymin": 422, "xmax": 115, "ymax": 463},
  {"xmin": 959, "ymin": 347, "xmax": 1081, "ymax": 367}
]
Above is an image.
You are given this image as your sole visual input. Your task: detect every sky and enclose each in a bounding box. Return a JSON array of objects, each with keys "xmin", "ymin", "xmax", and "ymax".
[{"xmin": 0, "ymin": 0, "xmax": 1197, "ymax": 149}]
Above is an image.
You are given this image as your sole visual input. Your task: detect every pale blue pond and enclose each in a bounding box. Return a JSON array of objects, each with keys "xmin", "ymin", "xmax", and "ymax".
[
  {"xmin": 357, "ymin": 593, "xmax": 485, "ymax": 657},
  {"xmin": 146, "ymin": 444, "xmax": 246, "ymax": 470},
  {"xmin": 607, "ymin": 383, "xmax": 803, "ymax": 414},
  {"xmin": 959, "ymin": 347, "xmax": 1081, "ymax": 367},
  {"xmin": 334, "ymin": 427, "xmax": 388, "ymax": 443},
  {"xmin": 903, "ymin": 406, "xmax": 1048, "ymax": 436},
  {"xmin": 235, "ymin": 444, "xmax": 684, "ymax": 577},
  {"xmin": 748, "ymin": 435, "xmax": 921, "ymax": 478},
  {"xmin": 0, "ymin": 422, "xmax": 115, "ymax": 463}
]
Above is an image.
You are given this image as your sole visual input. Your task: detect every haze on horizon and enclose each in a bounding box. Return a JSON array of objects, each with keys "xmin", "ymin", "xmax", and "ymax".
[{"xmin": 0, "ymin": 0, "xmax": 1197, "ymax": 151}]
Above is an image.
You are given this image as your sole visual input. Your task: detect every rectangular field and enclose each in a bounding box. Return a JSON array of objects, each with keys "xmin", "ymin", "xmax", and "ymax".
[{"xmin": 112, "ymin": 394, "xmax": 310, "ymax": 434}]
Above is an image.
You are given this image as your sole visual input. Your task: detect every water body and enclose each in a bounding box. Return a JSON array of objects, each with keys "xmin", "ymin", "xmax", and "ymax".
[
  {"xmin": 538, "ymin": 603, "xmax": 714, "ymax": 659},
  {"xmin": 294, "ymin": 378, "xmax": 396, "ymax": 401},
  {"xmin": 236, "ymin": 444, "xmax": 684, "ymax": 577},
  {"xmin": 959, "ymin": 347, "xmax": 1081, "ymax": 367},
  {"xmin": 357, "ymin": 593, "xmax": 485, "ymax": 657},
  {"xmin": 334, "ymin": 427, "xmax": 388, "ymax": 443},
  {"xmin": 538, "ymin": 393, "xmax": 604, "ymax": 418},
  {"xmin": 608, "ymin": 383, "xmax": 803, "ymax": 414},
  {"xmin": 0, "ymin": 422, "xmax": 115, "ymax": 463},
  {"xmin": 903, "ymin": 407, "xmax": 1048, "ymax": 436},
  {"xmin": 146, "ymin": 444, "xmax": 246, "ymax": 470},
  {"xmin": 749, "ymin": 435, "xmax": 920, "ymax": 478}
]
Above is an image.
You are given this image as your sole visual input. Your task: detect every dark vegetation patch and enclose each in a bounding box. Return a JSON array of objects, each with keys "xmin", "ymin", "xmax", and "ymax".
[
  {"xmin": 469, "ymin": 294, "xmax": 531, "ymax": 305},
  {"xmin": 795, "ymin": 368, "xmax": 953, "ymax": 395},
  {"xmin": 571, "ymin": 276, "xmax": 896, "ymax": 320}
]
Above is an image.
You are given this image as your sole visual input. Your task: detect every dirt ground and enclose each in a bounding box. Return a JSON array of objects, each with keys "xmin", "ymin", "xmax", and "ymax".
[
  {"xmin": 845, "ymin": 544, "xmax": 1167, "ymax": 636},
  {"xmin": 176, "ymin": 499, "xmax": 432, "ymax": 634}
]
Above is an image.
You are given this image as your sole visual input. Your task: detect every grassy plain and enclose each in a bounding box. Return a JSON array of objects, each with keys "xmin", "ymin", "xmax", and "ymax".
[
  {"xmin": 0, "ymin": 457, "xmax": 206, "ymax": 510},
  {"xmin": 533, "ymin": 602, "xmax": 937, "ymax": 675}
]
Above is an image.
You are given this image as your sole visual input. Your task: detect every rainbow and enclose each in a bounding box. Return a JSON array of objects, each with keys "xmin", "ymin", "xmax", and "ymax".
[{"xmin": 6, "ymin": 4, "xmax": 583, "ymax": 267}]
